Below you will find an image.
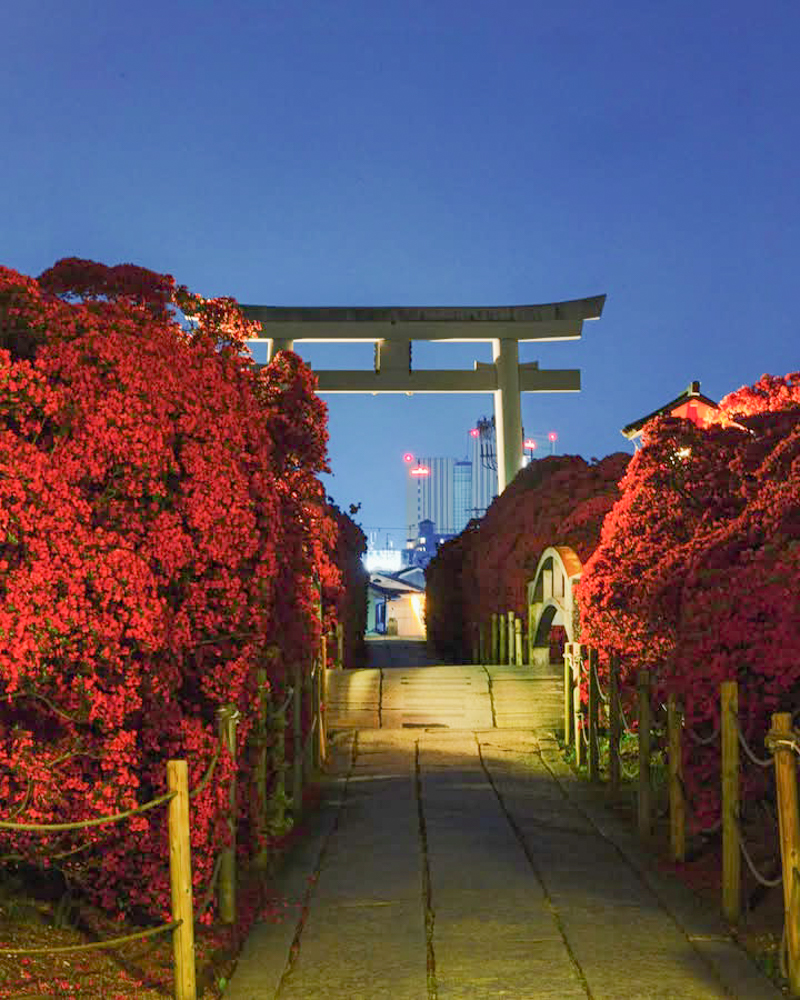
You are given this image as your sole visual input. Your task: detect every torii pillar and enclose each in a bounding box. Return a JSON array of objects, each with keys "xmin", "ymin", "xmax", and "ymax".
[{"xmin": 241, "ymin": 296, "xmax": 606, "ymax": 493}]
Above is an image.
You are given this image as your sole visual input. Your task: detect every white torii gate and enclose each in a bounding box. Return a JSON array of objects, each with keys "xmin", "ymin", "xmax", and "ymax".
[{"xmin": 241, "ymin": 295, "xmax": 605, "ymax": 492}]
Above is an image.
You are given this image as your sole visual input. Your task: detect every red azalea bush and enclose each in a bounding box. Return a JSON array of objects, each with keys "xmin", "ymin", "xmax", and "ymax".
[
  {"xmin": 0, "ymin": 259, "xmax": 351, "ymax": 921},
  {"xmin": 325, "ymin": 503, "xmax": 368, "ymax": 669},
  {"xmin": 425, "ymin": 453, "xmax": 630, "ymax": 660},
  {"xmin": 578, "ymin": 372, "xmax": 800, "ymax": 827}
]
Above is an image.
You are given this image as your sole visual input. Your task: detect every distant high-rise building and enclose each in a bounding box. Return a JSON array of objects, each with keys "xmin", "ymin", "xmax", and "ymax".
[
  {"xmin": 453, "ymin": 460, "xmax": 472, "ymax": 532},
  {"xmin": 405, "ymin": 456, "xmax": 455, "ymax": 539},
  {"xmin": 469, "ymin": 420, "xmax": 497, "ymax": 520},
  {"xmin": 404, "ymin": 422, "xmax": 500, "ymax": 556}
]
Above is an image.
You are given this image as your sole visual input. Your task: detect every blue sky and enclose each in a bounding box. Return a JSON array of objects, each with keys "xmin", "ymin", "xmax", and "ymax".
[{"xmin": 2, "ymin": 1, "xmax": 797, "ymax": 543}]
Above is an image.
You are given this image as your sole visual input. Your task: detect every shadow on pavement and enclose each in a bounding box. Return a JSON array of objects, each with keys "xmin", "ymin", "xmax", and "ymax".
[{"xmin": 364, "ymin": 637, "xmax": 447, "ymax": 669}]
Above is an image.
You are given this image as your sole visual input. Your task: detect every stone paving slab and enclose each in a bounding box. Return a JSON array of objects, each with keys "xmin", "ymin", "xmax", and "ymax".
[
  {"xmin": 489, "ymin": 732, "xmax": 783, "ymax": 1000},
  {"xmin": 227, "ymin": 726, "xmax": 782, "ymax": 1000}
]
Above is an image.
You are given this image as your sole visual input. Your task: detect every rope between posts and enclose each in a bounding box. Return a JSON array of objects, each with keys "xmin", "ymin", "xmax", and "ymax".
[
  {"xmin": 0, "ymin": 920, "xmax": 181, "ymax": 955},
  {"xmin": 730, "ymin": 710, "xmax": 773, "ymax": 768},
  {"xmin": 194, "ymin": 853, "xmax": 223, "ymax": 922},
  {"xmin": 302, "ymin": 713, "xmax": 320, "ymax": 757},
  {"xmin": 190, "ymin": 743, "xmax": 222, "ymax": 798},
  {"xmin": 686, "ymin": 721, "xmax": 720, "ymax": 747},
  {"xmin": 677, "ymin": 775, "xmax": 723, "ymax": 836},
  {"xmin": 590, "ymin": 660, "xmax": 609, "ymax": 704},
  {"xmin": 617, "ymin": 695, "xmax": 635, "ymax": 735},
  {"xmin": 733, "ymin": 817, "xmax": 783, "ymax": 888},
  {"xmin": 0, "ymin": 791, "xmax": 176, "ymax": 832},
  {"xmin": 273, "ymin": 687, "xmax": 294, "ymax": 718}
]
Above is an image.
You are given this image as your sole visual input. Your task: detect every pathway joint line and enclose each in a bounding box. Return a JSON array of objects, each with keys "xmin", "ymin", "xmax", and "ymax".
[
  {"xmin": 480, "ymin": 664, "xmax": 498, "ymax": 728},
  {"xmin": 475, "ymin": 735, "xmax": 594, "ymax": 999},
  {"xmin": 275, "ymin": 731, "xmax": 359, "ymax": 998},
  {"xmin": 533, "ymin": 742, "xmax": 758, "ymax": 997},
  {"xmin": 415, "ymin": 739, "xmax": 438, "ymax": 1000}
]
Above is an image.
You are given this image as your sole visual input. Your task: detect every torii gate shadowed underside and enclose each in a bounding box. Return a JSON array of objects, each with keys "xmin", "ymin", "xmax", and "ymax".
[{"xmin": 241, "ymin": 296, "xmax": 606, "ymax": 492}]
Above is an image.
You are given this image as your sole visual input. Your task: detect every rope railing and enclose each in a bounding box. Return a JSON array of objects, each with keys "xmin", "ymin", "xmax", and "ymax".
[
  {"xmin": 273, "ymin": 686, "xmax": 295, "ymax": 719},
  {"xmin": 732, "ymin": 817, "xmax": 783, "ymax": 889},
  {"xmin": 731, "ymin": 709, "xmax": 773, "ymax": 768},
  {"xmin": 676, "ymin": 775, "xmax": 723, "ymax": 837},
  {"xmin": 0, "ymin": 760, "xmax": 196, "ymax": 999},
  {"xmin": 685, "ymin": 720, "xmax": 721, "ymax": 747},
  {"xmin": 765, "ymin": 728, "xmax": 800, "ymax": 757},
  {"xmin": 0, "ymin": 791, "xmax": 176, "ymax": 832},
  {"xmin": 590, "ymin": 659, "xmax": 609, "ymax": 704},
  {"xmin": 0, "ymin": 573, "xmax": 336, "ymax": 995},
  {"xmin": 0, "ymin": 920, "xmax": 183, "ymax": 955},
  {"xmin": 0, "ymin": 651, "xmax": 329, "ymax": 997},
  {"xmin": 190, "ymin": 744, "xmax": 221, "ymax": 799},
  {"xmin": 560, "ymin": 652, "xmax": 795, "ymax": 939}
]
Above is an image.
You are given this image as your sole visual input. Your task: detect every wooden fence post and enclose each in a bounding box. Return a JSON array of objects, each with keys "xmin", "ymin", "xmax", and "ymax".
[
  {"xmin": 563, "ymin": 643, "xmax": 573, "ymax": 747},
  {"xmin": 527, "ymin": 601, "xmax": 535, "ymax": 666},
  {"xmin": 253, "ymin": 668, "xmax": 270, "ymax": 871},
  {"xmin": 498, "ymin": 612, "xmax": 507, "ymax": 664},
  {"xmin": 318, "ymin": 634, "xmax": 327, "ymax": 767},
  {"xmin": 292, "ymin": 662, "xmax": 303, "ymax": 820},
  {"xmin": 507, "ymin": 611, "xmax": 515, "ymax": 665},
  {"xmin": 268, "ymin": 687, "xmax": 289, "ymax": 838},
  {"xmin": 216, "ymin": 705, "xmax": 238, "ymax": 924},
  {"xmin": 721, "ymin": 679, "xmax": 740, "ymax": 924},
  {"xmin": 167, "ymin": 760, "xmax": 196, "ymax": 1000},
  {"xmin": 335, "ymin": 623, "xmax": 344, "ymax": 669},
  {"xmin": 304, "ymin": 661, "xmax": 315, "ymax": 781},
  {"xmin": 637, "ymin": 670, "xmax": 652, "ymax": 838},
  {"xmin": 608, "ymin": 653, "xmax": 621, "ymax": 797},
  {"xmin": 515, "ymin": 617, "xmax": 523, "ymax": 667},
  {"xmin": 311, "ymin": 663, "xmax": 321, "ymax": 771},
  {"xmin": 588, "ymin": 646, "xmax": 600, "ymax": 782},
  {"xmin": 491, "ymin": 613, "xmax": 498, "ymax": 663},
  {"xmin": 771, "ymin": 712, "xmax": 800, "ymax": 994},
  {"xmin": 573, "ymin": 644, "xmax": 583, "ymax": 769},
  {"xmin": 667, "ymin": 693, "xmax": 685, "ymax": 863}
]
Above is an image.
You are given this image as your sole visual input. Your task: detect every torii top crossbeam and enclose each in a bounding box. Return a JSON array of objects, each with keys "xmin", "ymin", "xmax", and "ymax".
[{"xmin": 241, "ymin": 294, "xmax": 605, "ymax": 493}]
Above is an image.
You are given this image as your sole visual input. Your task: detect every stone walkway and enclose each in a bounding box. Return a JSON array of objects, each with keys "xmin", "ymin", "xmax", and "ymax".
[
  {"xmin": 364, "ymin": 637, "xmax": 442, "ymax": 669},
  {"xmin": 226, "ymin": 727, "xmax": 780, "ymax": 1000}
]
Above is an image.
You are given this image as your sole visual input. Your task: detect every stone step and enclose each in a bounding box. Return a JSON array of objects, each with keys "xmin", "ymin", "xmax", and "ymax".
[{"xmin": 325, "ymin": 665, "xmax": 565, "ymax": 732}]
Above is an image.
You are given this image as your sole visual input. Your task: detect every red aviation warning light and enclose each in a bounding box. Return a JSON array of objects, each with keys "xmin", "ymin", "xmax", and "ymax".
[
  {"xmin": 469, "ymin": 428, "xmax": 480, "ymax": 438},
  {"xmin": 548, "ymin": 431, "xmax": 558, "ymax": 442},
  {"xmin": 410, "ymin": 465, "xmax": 430, "ymax": 477},
  {"xmin": 524, "ymin": 438, "xmax": 537, "ymax": 450},
  {"xmin": 403, "ymin": 452, "xmax": 415, "ymax": 463}
]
